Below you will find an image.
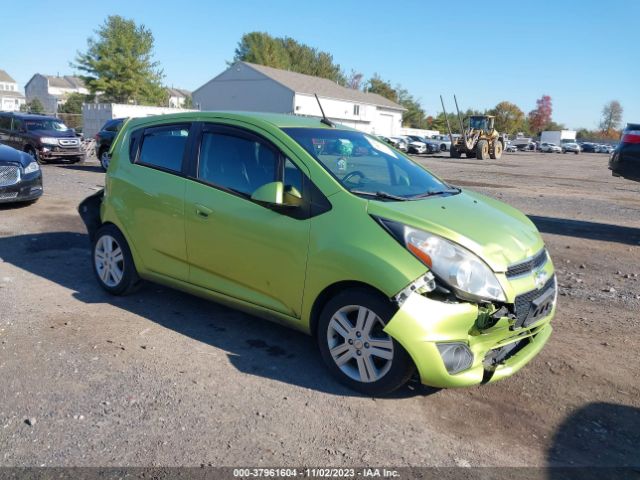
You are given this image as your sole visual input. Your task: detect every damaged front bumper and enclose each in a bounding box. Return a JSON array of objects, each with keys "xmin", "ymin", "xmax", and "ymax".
[{"xmin": 384, "ymin": 286, "xmax": 555, "ymax": 388}]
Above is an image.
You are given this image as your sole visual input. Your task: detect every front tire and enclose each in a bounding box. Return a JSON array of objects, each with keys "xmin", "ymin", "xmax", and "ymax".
[
  {"xmin": 317, "ymin": 289, "xmax": 415, "ymax": 395},
  {"xmin": 99, "ymin": 148, "xmax": 110, "ymax": 171},
  {"xmin": 92, "ymin": 224, "xmax": 141, "ymax": 295},
  {"xmin": 490, "ymin": 140, "xmax": 503, "ymax": 159},
  {"xmin": 476, "ymin": 139, "xmax": 489, "ymax": 160},
  {"xmin": 25, "ymin": 147, "xmax": 44, "ymax": 165}
]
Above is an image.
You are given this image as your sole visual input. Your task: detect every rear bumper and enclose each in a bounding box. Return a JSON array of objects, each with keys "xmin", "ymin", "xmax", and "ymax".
[
  {"xmin": 610, "ymin": 148, "xmax": 640, "ymax": 181},
  {"xmin": 0, "ymin": 172, "xmax": 43, "ymax": 203},
  {"xmin": 384, "ymin": 292, "xmax": 554, "ymax": 388}
]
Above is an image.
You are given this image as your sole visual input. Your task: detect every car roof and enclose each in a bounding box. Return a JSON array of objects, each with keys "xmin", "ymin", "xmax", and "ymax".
[
  {"xmin": 3, "ymin": 112, "xmax": 61, "ymax": 121},
  {"xmin": 123, "ymin": 111, "xmax": 350, "ymax": 132}
]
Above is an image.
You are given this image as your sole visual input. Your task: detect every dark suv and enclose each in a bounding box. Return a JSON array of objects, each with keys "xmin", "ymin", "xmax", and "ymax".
[
  {"xmin": 609, "ymin": 123, "xmax": 640, "ymax": 182},
  {"xmin": 0, "ymin": 112, "xmax": 85, "ymax": 164},
  {"xmin": 95, "ymin": 118, "xmax": 126, "ymax": 170}
]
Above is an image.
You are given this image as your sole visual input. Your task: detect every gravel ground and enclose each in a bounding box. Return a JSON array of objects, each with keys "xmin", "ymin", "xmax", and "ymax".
[{"xmin": 0, "ymin": 151, "xmax": 639, "ymax": 468}]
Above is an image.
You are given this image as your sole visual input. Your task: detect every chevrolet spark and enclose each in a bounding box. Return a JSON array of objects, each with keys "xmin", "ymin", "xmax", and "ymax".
[{"xmin": 79, "ymin": 112, "xmax": 556, "ymax": 395}]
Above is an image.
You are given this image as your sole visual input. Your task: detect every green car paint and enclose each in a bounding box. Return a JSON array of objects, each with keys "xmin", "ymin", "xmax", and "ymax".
[{"xmin": 96, "ymin": 111, "xmax": 555, "ymax": 389}]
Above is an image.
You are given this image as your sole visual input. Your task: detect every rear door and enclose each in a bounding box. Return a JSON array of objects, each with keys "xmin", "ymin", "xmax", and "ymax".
[
  {"xmin": 184, "ymin": 123, "xmax": 311, "ymax": 318},
  {"xmin": 117, "ymin": 122, "xmax": 193, "ymax": 281}
]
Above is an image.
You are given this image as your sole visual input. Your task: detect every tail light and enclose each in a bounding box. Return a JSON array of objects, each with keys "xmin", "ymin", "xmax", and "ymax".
[{"xmin": 622, "ymin": 130, "xmax": 640, "ymax": 144}]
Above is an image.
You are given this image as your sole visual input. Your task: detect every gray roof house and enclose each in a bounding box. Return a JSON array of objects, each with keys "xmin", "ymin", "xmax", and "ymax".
[
  {"xmin": 193, "ymin": 62, "xmax": 406, "ymax": 137},
  {"xmin": 25, "ymin": 74, "xmax": 89, "ymax": 113},
  {"xmin": 166, "ymin": 87, "xmax": 191, "ymax": 108},
  {"xmin": 0, "ymin": 69, "xmax": 26, "ymax": 112}
]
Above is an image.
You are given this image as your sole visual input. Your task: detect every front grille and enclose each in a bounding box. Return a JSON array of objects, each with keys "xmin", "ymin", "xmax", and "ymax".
[
  {"xmin": 506, "ymin": 249, "xmax": 548, "ymax": 278},
  {"xmin": 513, "ymin": 276, "xmax": 556, "ymax": 328},
  {"xmin": 0, "ymin": 166, "xmax": 20, "ymax": 187},
  {"xmin": 0, "ymin": 191, "xmax": 19, "ymax": 200}
]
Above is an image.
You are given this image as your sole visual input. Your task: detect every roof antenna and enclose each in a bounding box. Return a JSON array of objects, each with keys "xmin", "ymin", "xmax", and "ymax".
[{"xmin": 314, "ymin": 94, "xmax": 334, "ymax": 127}]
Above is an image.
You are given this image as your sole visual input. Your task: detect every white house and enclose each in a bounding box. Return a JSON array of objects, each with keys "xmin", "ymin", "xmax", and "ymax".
[
  {"xmin": 0, "ymin": 69, "xmax": 26, "ymax": 112},
  {"xmin": 193, "ymin": 62, "xmax": 406, "ymax": 137},
  {"xmin": 82, "ymin": 103, "xmax": 196, "ymax": 139},
  {"xmin": 166, "ymin": 87, "xmax": 191, "ymax": 108},
  {"xmin": 25, "ymin": 74, "xmax": 89, "ymax": 113}
]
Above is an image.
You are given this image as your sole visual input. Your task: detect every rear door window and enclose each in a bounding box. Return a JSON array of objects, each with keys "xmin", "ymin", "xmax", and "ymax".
[{"xmin": 137, "ymin": 124, "xmax": 190, "ymax": 173}]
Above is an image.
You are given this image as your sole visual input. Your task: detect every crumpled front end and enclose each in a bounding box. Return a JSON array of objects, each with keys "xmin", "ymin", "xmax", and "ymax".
[{"xmin": 384, "ymin": 251, "xmax": 556, "ymax": 388}]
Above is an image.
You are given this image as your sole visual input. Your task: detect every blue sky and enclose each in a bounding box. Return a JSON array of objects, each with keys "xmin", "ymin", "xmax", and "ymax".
[{"xmin": 2, "ymin": 0, "xmax": 638, "ymax": 129}]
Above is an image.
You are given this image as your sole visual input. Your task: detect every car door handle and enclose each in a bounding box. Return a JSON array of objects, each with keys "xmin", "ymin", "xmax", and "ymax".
[{"xmin": 195, "ymin": 204, "xmax": 213, "ymax": 218}]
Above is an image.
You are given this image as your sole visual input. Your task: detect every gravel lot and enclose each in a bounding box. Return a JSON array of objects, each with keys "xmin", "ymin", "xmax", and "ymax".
[{"xmin": 0, "ymin": 151, "xmax": 639, "ymax": 468}]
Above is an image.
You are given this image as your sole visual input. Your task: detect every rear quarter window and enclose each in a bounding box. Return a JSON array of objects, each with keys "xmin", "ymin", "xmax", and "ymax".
[{"xmin": 136, "ymin": 124, "xmax": 190, "ymax": 173}]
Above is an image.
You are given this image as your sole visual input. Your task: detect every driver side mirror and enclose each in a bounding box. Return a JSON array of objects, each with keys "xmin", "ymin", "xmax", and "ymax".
[
  {"xmin": 251, "ymin": 181, "xmax": 301, "ymax": 209},
  {"xmin": 251, "ymin": 181, "xmax": 284, "ymax": 205}
]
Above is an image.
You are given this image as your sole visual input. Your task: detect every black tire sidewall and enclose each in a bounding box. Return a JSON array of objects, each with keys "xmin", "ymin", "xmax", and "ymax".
[
  {"xmin": 92, "ymin": 224, "xmax": 139, "ymax": 295},
  {"xmin": 317, "ymin": 289, "xmax": 415, "ymax": 396}
]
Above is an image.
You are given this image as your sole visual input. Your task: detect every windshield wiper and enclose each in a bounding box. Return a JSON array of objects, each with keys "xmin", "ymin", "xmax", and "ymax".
[
  {"xmin": 349, "ymin": 190, "xmax": 409, "ymax": 201},
  {"xmin": 410, "ymin": 187, "xmax": 461, "ymax": 199}
]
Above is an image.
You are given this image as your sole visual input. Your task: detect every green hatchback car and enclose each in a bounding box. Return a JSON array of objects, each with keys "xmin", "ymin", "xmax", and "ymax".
[{"xmin": 79, "ymin": 112, "xmax": 556, "ymax": 395}]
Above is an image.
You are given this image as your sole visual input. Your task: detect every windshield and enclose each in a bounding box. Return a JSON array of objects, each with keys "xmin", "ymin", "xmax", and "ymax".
[
  {"xmin": 283, "ymin": 128, "xmax": 455, "ymax": 199},
  {"xmin": 469, "ymin": 117, "xmax": 488, "ymax": 130},
  {"xmin": 25, "ymin": 119, "xmax": 70, "ymax": 132}
]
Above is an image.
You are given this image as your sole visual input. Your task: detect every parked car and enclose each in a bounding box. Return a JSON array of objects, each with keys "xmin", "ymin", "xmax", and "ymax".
[
  {"xmin": 400, "ymin": 136, "xmax": 427, "ymax": 154},
  {"xmin": 609, "ymin": 124, "xmax": 640, "ymax": 182},
  {"xmin": 378, "ymin": 135, "xmax": 408, "ymax": 153},
  {"xmin": 539, "ymin": 142, "xmax": 562, "ymax": 153},
  {"xmin": 389, "ymin": 137, "xmax": 408, "ymax": 152},
  {"xmin": 561, "ymin": 142, "xmax": 581, "ymax": 154},
  {"xmin": 406, "ymin": 135, "xmax": 440, "ymax": 154},
  {"xmin": 79, "ymin": 112, "xmax": 556, "ymax": 395},
  {"xmin": 0, "ymin": 112, "xmax": 85, "ymax": 164},
  {"xmin": 505, "ymin": 142, "xmax": 518, "ymax": 152},
  {"xmin": 579, "ymin": 142, "xmax": 598, "ymax": 153},
  {"xmin": 598, "ymin": 144, "xmax": 614, "ymax": 154},
  {"xmin": 95, "ymin": 118, "xmax": 126, "ymax": 170},
  {"xmin": 430, "ymin": 134, "xmax": 451, "ymax": 151},
  {"xmin": 0, "ymin": 143, "xmax": 43, "ymax": 204}
]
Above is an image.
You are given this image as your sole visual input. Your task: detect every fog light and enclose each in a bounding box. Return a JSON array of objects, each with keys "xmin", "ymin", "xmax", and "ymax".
[{"xmin": 437, "ymin": 342, "xmax": 474, "ymax": 374}]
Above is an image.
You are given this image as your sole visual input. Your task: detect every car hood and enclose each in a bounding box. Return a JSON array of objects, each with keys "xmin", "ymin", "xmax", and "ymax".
[
  {"xmin": 367, "ymin": 189, "xmax": 544, "ymax": 272},
  {"xmin": 29, "ymin": 129, "xmax": 76, "ymax": 138},
  {"xmin": 0, "ymin": 144, "xmax": 31, "ymax": 167}
]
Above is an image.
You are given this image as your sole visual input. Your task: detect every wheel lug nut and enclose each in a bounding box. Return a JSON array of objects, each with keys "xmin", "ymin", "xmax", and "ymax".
[
  {"xmin": 348, "ymin": 339, "xmax": 353, "ymax": 345},
  {"xmin": 356, "ymin": 331, "xmax": 361, "ymax": 338},
  {"xmin": 364, "ymin": 342, "xmax": 369, "ymax": 348},
  {"xmin": 356, "ymin": 350, "xmax": 362, "ymax": 356}
]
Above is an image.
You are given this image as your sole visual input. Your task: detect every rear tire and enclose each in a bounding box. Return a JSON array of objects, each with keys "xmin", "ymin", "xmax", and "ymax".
[
  {"xmin": 476, "ymin": 139, "xmax": 489, "ymax": 160},
  {"xmin": 92, "ymin": 224, "xmax": 141, "ymax": 296},
  {"xmin": 450, "ymin": 148, "xmax": 461, "ymax": 158},
  {"xmin": 317, "ymin": 289, "xmax": 415, "ymax": 396}
]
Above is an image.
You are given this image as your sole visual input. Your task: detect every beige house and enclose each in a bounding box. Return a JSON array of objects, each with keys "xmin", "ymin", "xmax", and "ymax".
[
  {"xmin": 193, "ymin": 62, "xmax": 406, "ymax": 137},
  {"xmin": 0, "ymin": 69, "xmax": 26, "ymax": 112},
  {"xmin": 166, "ymin": 87, "xmax": 191, "ymax": 108},
  {"xmin": 25, "ymin": 74, "xmax": 89, "ymax": 113}
]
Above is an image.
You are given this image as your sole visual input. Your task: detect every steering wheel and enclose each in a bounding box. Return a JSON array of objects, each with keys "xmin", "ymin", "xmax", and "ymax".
[{"xmin": 342, "ymin": 170, "xmax": 367, "ymax": 184}]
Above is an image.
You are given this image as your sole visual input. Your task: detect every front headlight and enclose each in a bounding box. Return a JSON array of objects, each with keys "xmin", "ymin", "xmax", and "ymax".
[
  {"xmin": 380, "ymin": 220, "xmax": 506, "ymax": 302},
  {"xmin": 40, "ymin": 137, "xmax": 59, "ymax": 145},
  {"xmin": 24, "ymin": 162, "xmax": 40, "ymax": 174}
]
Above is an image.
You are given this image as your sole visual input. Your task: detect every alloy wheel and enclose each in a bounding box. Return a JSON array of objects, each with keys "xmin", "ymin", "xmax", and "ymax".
[
  {"xmin": 100, "ymin": 151, "xmax": 110, "ymax": 170},
  {"xmin": 94, "ymin": 234, "xmax": 125, "ymax": 287},
  {"xmin": 327, "ymin": 305, "xmax": 394, "ymax": 383}
]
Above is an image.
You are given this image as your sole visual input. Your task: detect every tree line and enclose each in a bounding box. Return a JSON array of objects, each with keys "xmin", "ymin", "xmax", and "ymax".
[{"xmin": 19, "ymin": 17, "xmax": 625, "ymax": 139}]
